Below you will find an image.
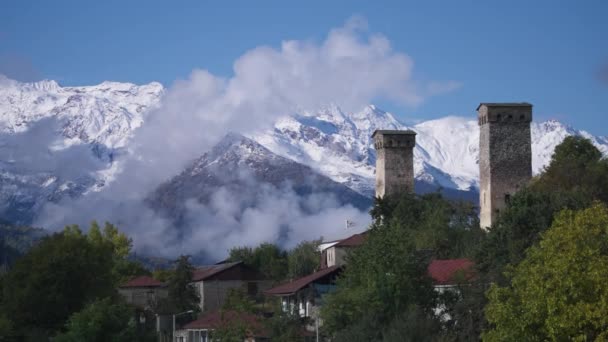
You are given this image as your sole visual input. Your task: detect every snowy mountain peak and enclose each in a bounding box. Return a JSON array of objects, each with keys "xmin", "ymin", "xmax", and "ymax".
[
  {"xmin": 27, "ymin": 79, "xmax": 61, "ymax": 92},
  {"xmin": 1, "ymin": 76, "xmax": 607, "ymax": 226}
]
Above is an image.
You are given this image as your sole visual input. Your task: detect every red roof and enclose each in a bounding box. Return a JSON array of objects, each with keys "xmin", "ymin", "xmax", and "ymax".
[
  {"xmin": 427, "ymin": 259, "xmax": 475, "ymax": 285},
  {"xmin": 182, "ymin": 310, "xmax": 267, "ymax": 337},
  {"xmin": 192, "ymin": 261, "xmax": 241, "ymax": 282},
  {"xmin": 265, "ymin": 265, "xmax": 342, "ymax": 296},
  {"xmin": 120, "ymin": 275, "xmax": 164, "ymax": 288},
  {"xmin": 334, "ymin": 231, "xmax": 368, "ymax": 247}
]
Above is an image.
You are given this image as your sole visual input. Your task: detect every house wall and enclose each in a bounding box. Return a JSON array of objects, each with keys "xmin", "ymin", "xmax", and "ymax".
[
  {"xmin": 195, "ymin": 279, "xmax": 273, "ymax": 312},
  {"xmin": 118, "ymin": 287, "xmax": 168, "ymax": 308},
  {"xmin": 327, "ymin": 246, "xmax": 348, "ymax": 267}
]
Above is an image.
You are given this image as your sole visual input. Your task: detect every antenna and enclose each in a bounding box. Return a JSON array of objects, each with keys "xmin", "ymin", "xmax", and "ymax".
[{"xmin": 345, "ymin": 219, "xmax": 355, "ymax": 229}]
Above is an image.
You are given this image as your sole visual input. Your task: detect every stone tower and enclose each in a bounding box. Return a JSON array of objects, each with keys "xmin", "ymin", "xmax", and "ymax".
[
  {"xmin": 373, "ymin": 130, "xmax": 416, "ymax": 198},
  {"xmin": 478, "ymin": 103, "xmax": 533, "ymax": 228}
]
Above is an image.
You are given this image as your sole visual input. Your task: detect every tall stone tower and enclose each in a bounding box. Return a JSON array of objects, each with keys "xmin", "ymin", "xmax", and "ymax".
[
  {"xmin": 373, "ymin": 130, "xmax": 416, "ymax": 198},
  {"xmin": 478, "ymin": 103, "xmax": 533, "ymax": 228}
]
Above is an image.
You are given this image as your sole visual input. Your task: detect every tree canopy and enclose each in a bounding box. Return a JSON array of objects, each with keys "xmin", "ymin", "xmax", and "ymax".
[
  {"xmin": 54, "ymin": 298, "xmax": 138, "ymax": 342},
  {"xmin": 484, "ymin": 204, "xmax": 608, "ymax": 341},
  {"xmin": 0, "ymin": 222, "xmax": 150, "ymax": 339},
  {"xmin": 0, "ymin": 227, "xmax": 115, "ymax": 337},
  {"xmin": 166, "ymin": 255, "xmax": 200, "ymax": 313},
  {"xmin": 321, "ymin": 192, "xmax": 481, "ymax": 340}
]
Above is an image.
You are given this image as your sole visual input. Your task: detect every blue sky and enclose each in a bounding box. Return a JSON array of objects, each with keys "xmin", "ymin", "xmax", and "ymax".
[{"xmin": 1, "ymin": 0, "xmax": 607, "ymax": 135}]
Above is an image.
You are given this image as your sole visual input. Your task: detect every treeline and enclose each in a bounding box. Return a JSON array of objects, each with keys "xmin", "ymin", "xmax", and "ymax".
[
  {"xmin": 0, "ymin": 220, "xmax": 323, "ymax": 341},
  {"xmin": 0, "ymin": 223, "xmax": 154, "ymax": 341}
]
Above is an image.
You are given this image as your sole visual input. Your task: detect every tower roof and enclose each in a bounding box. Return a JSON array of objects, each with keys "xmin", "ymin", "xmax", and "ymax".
[
  {"xmin": 372, "ymin": 129, "xmax": 417, "ymax": 138},
  {"xmin": 476, "ymin": 102, "xmax": 532, "ymax": 111}
]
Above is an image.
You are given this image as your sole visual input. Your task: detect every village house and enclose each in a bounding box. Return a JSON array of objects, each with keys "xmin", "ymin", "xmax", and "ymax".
[
  {"xmin": 191, "ymin": 261, "xmax": 272, "ymax": 313},
  {"xmin": 263, "ymin": 231, "xmax": 366, "ymax": 331},
  {"xmin": 266, "ymin": 231, "xmax": 475, "ymax": 328},
  {"xmin": 318, "ymin": 231, "xmax": 367, "ymax": 268},
  {"xmin": 118, "ymin": 275, "xmax": 168, "ymax": 309},
  {"xmin": 173, "ymin": 310, "xmax": 268, "ymax": 342}
]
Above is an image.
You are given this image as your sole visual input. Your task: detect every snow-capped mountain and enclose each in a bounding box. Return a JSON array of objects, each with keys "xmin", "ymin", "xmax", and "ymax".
[
  {"xmin": 146, "ymin": 133, "xmax": 371, "ymax": 226},
  {"xmin": 0, "ymin": 75, "xmax": 163, "ymax": 147},
  {"xmin": 253, "ymin": 105, "xmax": 608, "ymax": 196},
  {"xmin": 0, "ymin": 76, "xmax": 163, "ymax": 224},
  {"xmin": 1, "ymin": 77, "xmax": 607, "ymax": 225}
]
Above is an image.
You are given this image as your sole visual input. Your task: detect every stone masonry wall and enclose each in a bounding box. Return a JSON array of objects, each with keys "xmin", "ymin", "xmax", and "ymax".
[
  {"xmin": 374, "ymin": 131, "xmax": 416, "ymax": 198},
  {"xmin": 478, "ymin": 104, "xmax": 532, "ymax": 228}
]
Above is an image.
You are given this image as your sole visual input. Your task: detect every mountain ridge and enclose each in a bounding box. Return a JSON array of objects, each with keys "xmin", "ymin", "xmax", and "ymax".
[{"xmin": 1, "ymin": 77, "xmax": 607, "ymax": 225}]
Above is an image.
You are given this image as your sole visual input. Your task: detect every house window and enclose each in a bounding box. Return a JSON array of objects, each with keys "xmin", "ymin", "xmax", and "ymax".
[{"xmin": 505, "ymin": 194, "xmax": 511, "ymax": 205}]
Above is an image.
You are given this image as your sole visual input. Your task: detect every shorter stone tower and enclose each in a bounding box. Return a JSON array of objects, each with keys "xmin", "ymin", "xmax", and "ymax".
[
  {"xmin": 478, "ymin": 103, "xmax": 532, "ymax": 228},
  {"xmin": 373, "ymin": 130, "xmax": 416, "ymax": 198}
]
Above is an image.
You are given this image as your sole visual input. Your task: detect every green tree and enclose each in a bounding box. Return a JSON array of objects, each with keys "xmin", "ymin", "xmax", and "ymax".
[
  {"xmin": 152, "ymin": 268, "xmax": 174, "ymax": 282},
  {"xmin": 223, "ymin": 288, "xmax": 256, "ymax": 314},
  {"xmin": 321, "ymin": 194, "xmax": 441, "ymax": 340},
  {"xmin": 167, "ymin": 256, "xmax": 200, "ymax": 313},
  {"xmin": 210, "ymin": 315, "xmax": 250, "ymax": 342},
  {"xmin": 266, "ymin": 308, "xmax": 305, "ymax": 342},
  {"xmin": 382, "ymin": 305, "xmax": 444, "ymax": 342},
  {"xmin": 0, "ymin": 229, "xmax": 115, "ymax": 338},
  {"xmin": 536, "ymin": 136, "xmax": 604, "ymax": 193},
  {"xmin": 287, "ymin": 238, "xmax": 322, "ymax": 279},
  {"xmin": 228, "ymin": 243, "xmax": 288, "ymax": 282},
  {"xmin": 476, "ymin": 137, "xmax": 608, "ymax": 284},
  {"xmin": 86, "ymin": 221, "xmax": 149, "ymax": 284},
  {"xmin": 484, "ymin": 204, "xmax": 608, "ymax": 341},
  {"xmin": 54, "ymin": 298, "xmax": 137, "ymax": 342}
]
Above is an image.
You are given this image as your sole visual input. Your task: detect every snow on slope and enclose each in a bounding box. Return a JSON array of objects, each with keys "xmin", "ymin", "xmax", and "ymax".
[
  {"xmin": 1, "ymin": 76, "xmax": 607, "ymax": 223},
  {"xmin": 0, "ymin": 75, "xmax": 163, "ymax": 149},
  {"xmin": 0, "ymin": 77, "xmax": 164, "ymax": 224},
  {"xmin": 253, "ymin": 105, "xmax": 608, "ymax": 196}
]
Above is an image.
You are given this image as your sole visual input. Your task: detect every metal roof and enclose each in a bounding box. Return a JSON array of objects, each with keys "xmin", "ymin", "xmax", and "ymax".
[{"xmin": 265, "ymin": 265, "xmax": 342, "ymax": 296}]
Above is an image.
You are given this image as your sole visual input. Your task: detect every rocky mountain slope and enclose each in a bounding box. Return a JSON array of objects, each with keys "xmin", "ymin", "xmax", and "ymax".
[
  {"xmin": 0, "ymin": 77, "xmax": 607, "ymax": 225},
  {"xmin": 0, "ymin": 76, "xmax": 163, "ymax": 224},
  {"xmin": 146, "ymin": 133, "xmax": 372, "ymax": 227}
]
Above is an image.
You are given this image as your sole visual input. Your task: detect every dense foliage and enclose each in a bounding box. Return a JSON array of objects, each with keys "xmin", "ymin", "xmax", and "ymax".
[
  {"xmin": 0, "ymin": 222, "xmax": 150, "ymax": 340},
  {"xmin": 228, "ymin": 238, "xmax": 322, "ymax": 282},
  {"xmin": 484, "ymin": 204, "xmax": 608, "ymax": 341},
  {"xmin": 55, "ymin": 298, "xmax": 139, "ymax": 342},
  {"xmin": 166, "ymin": 255, "xmax": 200, "ymax": 313},
  {"xmin": 321, "ymin": 192, "xmax": 482, "ymax": 341},
  {"xmin": 477, "ymin": 136, "xmax": 608, "ymax": 282}
]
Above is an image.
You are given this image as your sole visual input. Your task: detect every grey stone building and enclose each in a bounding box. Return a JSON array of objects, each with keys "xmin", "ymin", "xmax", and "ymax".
[
  {"xmin": 478, "ymin": 103, "xmax": 533, "ymax": 228},
  {"xmin": 373, "ymin": 130, "xmax": 417, "ymax": 198}
]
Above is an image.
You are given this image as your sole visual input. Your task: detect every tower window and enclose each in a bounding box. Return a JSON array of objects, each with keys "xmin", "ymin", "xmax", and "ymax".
[
  {"xmin": 505, "ymin": 194, "xmax": 511, "ymax": 204},
  {"xmin": 508, "ymin": 115, "xmax": 513, "ymax": 120},
  {"xmin": 497, "ymin": 114, "xmax": 501, "ymax": 121}
]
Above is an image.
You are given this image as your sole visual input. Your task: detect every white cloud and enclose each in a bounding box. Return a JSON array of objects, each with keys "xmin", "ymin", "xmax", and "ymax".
[{"xmin": 35, "ymin": 16, "xmax": 458, "ymax": 261}]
